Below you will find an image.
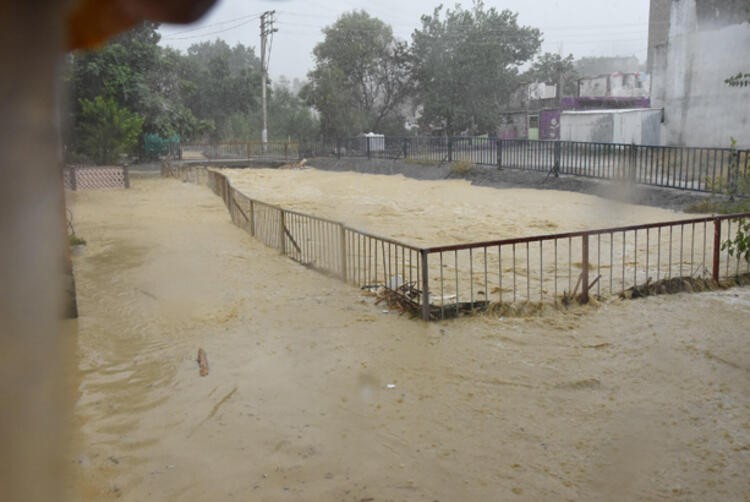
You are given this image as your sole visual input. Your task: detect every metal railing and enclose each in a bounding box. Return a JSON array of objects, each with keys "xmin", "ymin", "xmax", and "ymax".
[
  {"xmin": 292, "ymin": 137, "xmax": 750, "ymax": 194},
  {"xmin": 164, "ymin": 163, "xmax": 750, "ymax": 321},
  {"xmin": 181, "ymin": 141, "xmax": 299, "ymax": 161},
  {"xmin": 499, "ymin": 140, "xmax": 750, "ymax": 193},
  {"xmin": 420, "ymin": 215, "xmax": 750, "ymax": 319}
]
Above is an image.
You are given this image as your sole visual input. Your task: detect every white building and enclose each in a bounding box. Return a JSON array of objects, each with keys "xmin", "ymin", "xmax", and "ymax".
[{"xmin": 649, "ymin": 0, "xmax": 750, "ymax": 148}]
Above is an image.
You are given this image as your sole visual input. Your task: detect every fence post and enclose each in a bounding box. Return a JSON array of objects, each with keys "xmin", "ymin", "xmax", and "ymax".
[
  {"xmin": 580, "ymin": 233, "xmax": 590, "ymax": 303},
  {"xmin": 553, "ymin": 141, "xmax": 561, "ymax": 177},
  {"xmin": 629, "ymin": 143, "xmax": 637, "ymax": 181},
  {"xmin": 70, "ymin": 165, "xmax": 77, "ymax": 191},
  {"xmin": 712, "ymin": 218, "xmax": 721, "ymax": 283},
  {"xmin": 420, "ymin": 249, "xmax": 430, "ymax": 321},
  {"xmin": 448, "ymin": 137, "xmax": 453, "ymax": 162},
  {"xmin": 123, "ymin": 164, "xmax": 130, "ymax": 189},
  {"xmin": 496, "ymin": 139, "xmax": 503, "ymax": 170},
  {"xmin": 366, "ymin": 136, "xmax": 372, "ymax": 159},
  {"xmin": 224, "ymin": 177, "xmax": 230, "ymax": 208},
  {"xmin": 279, "ymin": 209, "xmax": 286, "ymax": 255},
  {"xmin": 284, "ymin": 142, "xmax": 289, "ymax": 161},
  {"xmin": 402, "ymin": 138, "xmax": 408, "ymax": 160},
  {"xmin": 249, "ymin": 200, "xmax": 255, "ymax": 237},
  {"xmin": 339, "ymin": 224, "xmax": 347, "ymax": 282}
]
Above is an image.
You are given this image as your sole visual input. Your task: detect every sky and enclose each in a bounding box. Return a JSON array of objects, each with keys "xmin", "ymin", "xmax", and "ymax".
[{"xmin": 159, "ymin": 0, "xmax": 651, "ymax": 82}]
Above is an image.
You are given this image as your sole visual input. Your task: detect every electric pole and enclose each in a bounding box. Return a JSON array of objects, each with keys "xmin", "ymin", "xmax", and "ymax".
[{"xmin": 260, "ymin": 10, "xmax": 277, "ymax": 152}]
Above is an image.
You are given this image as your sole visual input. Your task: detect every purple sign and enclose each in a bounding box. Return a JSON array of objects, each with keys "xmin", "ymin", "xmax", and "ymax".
[{"xmin": 540, "ymin": 110, "xmax": 561, "ymax": 140}]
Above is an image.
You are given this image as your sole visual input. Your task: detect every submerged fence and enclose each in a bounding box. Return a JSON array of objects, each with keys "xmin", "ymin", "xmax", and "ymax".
[{"xmin": 165, "ymin": 164, "xmax": 750, "ymax": 321}]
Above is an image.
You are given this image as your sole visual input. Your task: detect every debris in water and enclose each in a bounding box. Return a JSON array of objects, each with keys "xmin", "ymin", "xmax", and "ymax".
[{"xmin": 197, "ymin": 348, "xmax": 209, "ymax": 377}]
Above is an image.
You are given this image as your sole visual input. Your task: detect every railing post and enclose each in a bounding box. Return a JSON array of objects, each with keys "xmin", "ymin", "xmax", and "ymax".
[
  {"xmin": 339, "ymin": 224, "xmax": 347, "ymax": 282},
  {"xmin": 496, "ymin": 139, "xmax": 503, "ymax": 170},
  {"xmin": 629, "ymin": 143, "xmax": 637, "ymax": 181},
  {"xmin": 249, "ymin": 200, "xmax": 255, "ymax": 237},
  {"xmin": 581, "ymin": 233, "xmax": 590, "ymax": 304},
  {"xmin": 420, "ymin": 250, "xmax": 430, "ymax": 321},
  {"xmin": 553, "ymin": 141, "xmax": 561, "ymax": 177},
  {"xmin": 448, "ymin": 137, "xmax": 453, "ymax": 162},
  {"xmin": 279, "ymin": 210, "xmax": 286, "ymax": 255},
  {"xmin": 713, "ymin": 218, "xmax": 721, "ymax": 283}
]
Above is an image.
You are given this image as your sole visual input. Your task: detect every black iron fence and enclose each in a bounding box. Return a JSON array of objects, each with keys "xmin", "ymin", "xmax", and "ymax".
[
  {"xmin": 294, "ymin": 137, "xmax": 750, "ymax": 195},
  {"xmin": 181, "ymin": 141, "xmax": 299, "ymax": 162},
  {"xmin": 498, "ymin": 140, "xmax": 750, "ymax": 193},
  {"xmin": 181, "ymin": 137, "xmax": 750, "ymax": 195}
]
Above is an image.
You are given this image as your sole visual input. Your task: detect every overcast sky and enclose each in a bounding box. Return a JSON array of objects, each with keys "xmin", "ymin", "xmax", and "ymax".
[{"xmin": 159, "ymin": 0, "xmax": 651, "ymax": 81}]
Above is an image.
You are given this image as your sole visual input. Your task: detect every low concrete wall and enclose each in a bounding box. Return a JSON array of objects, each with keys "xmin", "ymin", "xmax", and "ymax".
[{"xmin": 561, "ymin": 109, "xmax": 662, "ymax": 144}]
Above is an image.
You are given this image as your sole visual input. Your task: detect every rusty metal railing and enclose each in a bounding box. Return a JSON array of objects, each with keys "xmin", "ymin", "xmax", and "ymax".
[
  {"xmin": 420, "ymin": 215, "xmax": 750, "ymax": 319},
  {"xmin": 165, "ymin": 164, "xmax": 750, "ymax": 321}
]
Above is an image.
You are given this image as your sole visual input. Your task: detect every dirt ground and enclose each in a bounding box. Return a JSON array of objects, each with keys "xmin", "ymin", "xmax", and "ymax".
[{"xmin": 68, "ymin": 176, "xmax": 750, "ymax": 501}]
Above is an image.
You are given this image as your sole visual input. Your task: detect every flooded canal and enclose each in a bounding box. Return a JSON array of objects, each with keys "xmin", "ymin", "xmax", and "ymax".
[{"xmin": 68, "ymin": 174, "xmax": 750, "ymax": 501}]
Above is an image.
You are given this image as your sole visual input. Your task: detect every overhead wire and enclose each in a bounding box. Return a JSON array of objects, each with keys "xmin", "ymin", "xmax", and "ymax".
[{"xmin": 162, "ymin": 14, "xmax": 262, "ymax": 40}]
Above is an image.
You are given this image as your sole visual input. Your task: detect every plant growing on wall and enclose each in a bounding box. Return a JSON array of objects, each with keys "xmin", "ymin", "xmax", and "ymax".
[{"xmin": 721, "ymin": 138, "xmax": 750, "ymax": 265}]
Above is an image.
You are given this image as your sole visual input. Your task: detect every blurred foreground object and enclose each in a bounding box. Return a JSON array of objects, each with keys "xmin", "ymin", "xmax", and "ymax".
[
  {"xmin": 66, "ymin": 0, "xmax": 217, "ymax": 49},
  {"xmin": 0, "ymin": 1, "xmax": 216, "ymax": 501}
]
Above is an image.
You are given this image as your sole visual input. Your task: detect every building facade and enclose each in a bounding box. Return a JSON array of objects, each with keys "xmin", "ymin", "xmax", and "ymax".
[{"xmin": 649, "ymin": 0, "xmax": 750, "ymax": 147}]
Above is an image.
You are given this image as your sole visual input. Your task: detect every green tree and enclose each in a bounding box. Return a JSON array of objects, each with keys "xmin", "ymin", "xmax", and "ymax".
[
  {"xmin": 525, "ymin": 52, "xmax": 578, "ymax": 97},
  {"xmin": 181, "ymin": 40, "xmax": 262, "ymax": 141},
  {"xmin": 303, "ymin": 11, "xmax": 411, "ymax": 138},
  {"xmin": 410, "ymin": 1, "xmax": 541, "ymax": 135},
  {"xmin": 78, "ymin": 96, "xmax": 144, "ymax": 164},
  {"xmin": 270, "ymin": 79, "xmax": 319, "ymax": 140},
  {"xmin": 65, "ymin": 22, "xmax": 202, "ymax": 152}
]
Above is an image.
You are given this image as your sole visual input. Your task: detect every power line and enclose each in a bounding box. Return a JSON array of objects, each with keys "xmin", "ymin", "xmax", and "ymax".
[
  {"xmin": 163, "ymin": 16, "xmax": 261, "ymax": 41},
  {"xmin": 162, "ymin": 12, "xmax": 263, "ymax": 38}
]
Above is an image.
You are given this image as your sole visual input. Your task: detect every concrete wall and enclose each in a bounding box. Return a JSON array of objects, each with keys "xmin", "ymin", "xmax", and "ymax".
[
  {"xmin": 650, "ymin": 0, "xmax": 750, "ymax": 147},
  {"xmin": 561, "ymin": 109, "xmax": 662, "ymax": 144}
]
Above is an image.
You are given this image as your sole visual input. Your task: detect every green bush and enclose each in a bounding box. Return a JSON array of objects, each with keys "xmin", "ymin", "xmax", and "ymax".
[{"xmin": 78, "ymin": 96, "xmax": 144, "ymax": 165}]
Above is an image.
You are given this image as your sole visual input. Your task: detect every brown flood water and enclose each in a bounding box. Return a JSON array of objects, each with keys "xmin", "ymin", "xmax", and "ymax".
[{"xmin": 68, "ymin": 174, "xmax": 750, "ymax": 501}]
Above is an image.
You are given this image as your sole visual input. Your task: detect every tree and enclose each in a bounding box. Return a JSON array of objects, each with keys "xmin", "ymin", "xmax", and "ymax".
[
  {"xmin": 65, "ymin": 22, "xmax": 203, "ymax": 152},
  {"xmin": 270, "ymin": 80, "xmax": 319, "ymax": 140},
  {"xmin": 525, "ymin": 52, "xmax": 578, "ymax": 97},
  {"xmin": 181, "ymin": 40, "xmax": 262, "ymax": 141},
  {"xmin": 303, "ymin": 11, "xmax": 411, "ymax": 138},
  {"xmin": 78, "ymin": 96, "xmax": 144, "ymax": 164},
  {"xmin": 410, "ymin": 1, "xmax": 541, "ymax": 135}
]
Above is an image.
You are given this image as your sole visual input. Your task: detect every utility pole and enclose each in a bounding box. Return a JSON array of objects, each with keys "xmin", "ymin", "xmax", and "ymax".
[{"xmin": 260, "ymin": 10, "xmax": 277, "ymax": 153}]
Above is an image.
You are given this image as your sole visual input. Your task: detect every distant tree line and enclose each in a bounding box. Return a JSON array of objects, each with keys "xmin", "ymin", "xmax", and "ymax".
[
  {"xmin": 64, "ymin": 22, "xmax": 316, "ymax": 164},
  {"xmin": 67, "ymin": 2, "xmax": 639, "ymax": 164}
]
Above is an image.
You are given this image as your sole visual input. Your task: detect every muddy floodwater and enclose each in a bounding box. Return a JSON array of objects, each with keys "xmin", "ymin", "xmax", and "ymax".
[
  {"xmin": 68, "ymin": 174, "xmax": 750, "ymax": 501},
  {"xmin": 221, "ymin": 168, "xmax": 683, "ymax": 247}
]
